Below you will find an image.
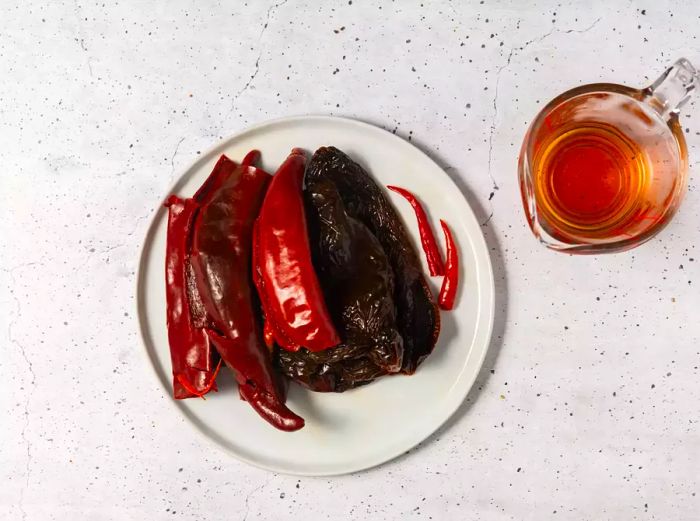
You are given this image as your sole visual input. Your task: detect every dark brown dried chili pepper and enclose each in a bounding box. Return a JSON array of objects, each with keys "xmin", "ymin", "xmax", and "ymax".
[
  {"xmin": 304, "ymin": 147, "xmax": 440, "ymax": 375},
  {"xmin": 276, "ymin": 176, "xmax": 404, "ymax": 392},
  {"xmin": 253, "ymin": 148, "xmax": 340, "ymax": 353},
  {"xmin": 438, "ymin": 220, "xmax": 458, "ymax": 310}
]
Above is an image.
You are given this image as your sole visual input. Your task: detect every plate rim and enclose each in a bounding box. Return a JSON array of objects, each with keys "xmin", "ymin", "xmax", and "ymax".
[{"xmin": 135, "ymin": 114, "xmax": 495, "ymax": 476}]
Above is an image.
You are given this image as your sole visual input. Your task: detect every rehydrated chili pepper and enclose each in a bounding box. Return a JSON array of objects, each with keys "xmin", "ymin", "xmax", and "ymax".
[
  {"xmin": 303, "ymin": 147, "xmax": 440, "ymax": 374},
  {"xmin": 191, "ymin": 159, "xmax": 304, "ymax": 431},
  {"xmin": 164, "ymin": 195, "xmax": 221, "ymax": 399},
  {"xmin": 386, "ymin": 185, "xmax": 444, "ymax": 277},
  {"xmin": 164, "ymin": 154, "xmax": 247, "ymax": 399},
  {"xmin": 438, "ymin": 220, "xmax": 458, "ymax": 310},
  {"xmin": 276, "ymin": 177, "xmax": 404, "ymax": 392},
  {"xmin": 253, "ymin": 148, "xmax": 340, "ymax": 353},
  {"xmin": 193, "ymin": 155, "xmax": 244, "ymax": 205}
]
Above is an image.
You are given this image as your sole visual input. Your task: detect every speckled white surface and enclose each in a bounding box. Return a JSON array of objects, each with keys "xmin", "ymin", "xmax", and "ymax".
[{"xmin": 2, "ymin": 1, "xmax": 700, "ymax": 519}]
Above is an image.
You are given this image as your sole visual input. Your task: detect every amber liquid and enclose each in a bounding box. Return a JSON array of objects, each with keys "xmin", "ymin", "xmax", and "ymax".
[
  {"xmin": 534, "ymin": 123, "xmax": 650, "ymax": 238},
  {"xmin": 529, "ymin": 92, "xmax": 682, "ymax": 244}
]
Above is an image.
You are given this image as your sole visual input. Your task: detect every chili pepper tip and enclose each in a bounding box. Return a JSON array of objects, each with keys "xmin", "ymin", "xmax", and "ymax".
[
  {"xmin": 241, "ymin": 150, "xmax": 261, "ymax": 168},
  {"xmin": 438, "ymin": 219, "xmax": 458, "ymax": 311}
]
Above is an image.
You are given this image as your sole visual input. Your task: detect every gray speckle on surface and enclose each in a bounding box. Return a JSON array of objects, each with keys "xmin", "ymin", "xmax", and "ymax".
[{"xmin": 1, "ymin": 0, "xmax": 699, "ymax": 520}]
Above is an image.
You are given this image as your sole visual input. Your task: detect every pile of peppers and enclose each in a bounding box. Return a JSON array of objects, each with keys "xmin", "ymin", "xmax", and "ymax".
[{"xmin": 165, "ymin": 148, "xmax": 459, "ymax": 431}]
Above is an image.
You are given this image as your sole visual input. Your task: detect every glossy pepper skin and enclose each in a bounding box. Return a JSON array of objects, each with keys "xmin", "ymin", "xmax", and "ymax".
[
  {"xmin": 276, "ymin": 177, "xmax": 404, "ymax": 392},
  {"xmin": 253, "ymin": 148, "xmax": 340, "ymax": 353},
  {"xmin": 438, "ymin": 220, "xmax": 458, "ymax": 310},
  {"xmin": 191, "ymin": 160, "xmax": 304, "ymax": 431},
  {"xmin": 164, "ymin": 196, "xmax": 220, "ymax": 399},
  {"xmin": 186, "ymin": 154, "xmax": 246, "ymax": 331},
  {"xmin": 386, "ymin": 185, "xmax": 444, "ymax": 277},
  {"xmin": 164, "ymin": 153, "xmax": 247, "ymax": 399}
]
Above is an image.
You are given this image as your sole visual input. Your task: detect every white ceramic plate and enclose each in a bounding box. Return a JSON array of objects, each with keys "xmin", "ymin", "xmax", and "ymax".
[{"xmin": 136, "ymin": 116, "xmax": 494, "ymax": 475}]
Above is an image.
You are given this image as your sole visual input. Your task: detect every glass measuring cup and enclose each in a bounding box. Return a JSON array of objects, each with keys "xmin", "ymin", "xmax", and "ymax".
[{"xmin": 519, "ymin": 58, "xmax": 698, "ymax": 253}]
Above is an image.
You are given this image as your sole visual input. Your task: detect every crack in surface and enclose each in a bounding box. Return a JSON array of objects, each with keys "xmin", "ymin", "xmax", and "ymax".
[
  {"xmin": 482, "ymin": 17, "xmax": 602, "ymax": 226},
  {"xmin": 126, "ymin": 213, "xmax": 151, "ymax": 238},
  {"xmin": 241, "ymin": 475, "xmax": 273, "ymax": 521},
  {"xmin": 101, "ymin": 243, "xmax": 125, "ymax": 258},
  {"xmin": 446, "ymin": 0, "xmax": 458, "ymax": 19},
  {"xmin": 561, "ymin": 17, "xmax": 602, "ymax": 35},
  {"xmin": 72, "ymin": 0, "xmax": 94, "ymax": 77},
  {"xmin": 169, "ymin": 137, "xmax": 186, "ymax": 181},
  {"xmin": 216, "ymin": 0, "xmax": 289, "ymax": 137},
  {"xmin": 3, "ymin": 263, "xmax": 41, "ymax": 521},
  {"xmin": 70, "ymin": 212, "xmax": 150, "ymax": 275}
]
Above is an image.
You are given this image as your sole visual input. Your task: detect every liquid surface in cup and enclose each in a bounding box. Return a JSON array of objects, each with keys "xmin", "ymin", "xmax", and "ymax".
[{"xmin": 530, "ymin": 92, "xmax": 682, "ymax": 243}]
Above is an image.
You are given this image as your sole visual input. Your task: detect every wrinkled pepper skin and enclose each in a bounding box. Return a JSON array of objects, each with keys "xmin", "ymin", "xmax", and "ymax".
[
  {"xmin": 277, "ymin": 177, "xmax": 404, "ymax": 392},
  {"xmin": 253, "ymin": 148, "xmax": 340, "ymax": 353},
  {"xmin": 186, "ymin": 155, "xmax": 244, "ymax": 332},
  {"xmin": 164, "ymin": 154, "xmax": 247, "ymax": 399},
  {"xmin": 191, "ymin": 162, "xmax": 304, "ymax": 431},
  {"xmin": 164, "ymin": 196, "xmax": 220, "ymax": 399},
  {"xmin": 304, "ymin": 147, "xmax": 440, "ymax": 374}
]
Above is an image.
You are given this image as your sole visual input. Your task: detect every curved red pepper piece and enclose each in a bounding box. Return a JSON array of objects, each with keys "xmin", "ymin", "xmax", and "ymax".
[
  {"xmin": 252, "ymin": 220, "xmax": 275, "ymax": 353},
  {"xmin": 193, "ymin": 154, "xmax": 243, "ymax": 205},
  {"xmin": 188, "ymin": 155, "xmax": 244, "ymax": 337},
  {"xmin": 253, "ymin": 148, "xmax": 340, "ymax": 352},
  {"xmin": 206, "ymin": 330, "xmax": 303, "ymax": 432},
  {"xmin": 191, "ymin": 161, "xmax": 304, "ymax": 431},
  {"xmin": 438, "ymin": 220, "xmax": 458, "ymax": 310},
  {"xmin": 164, "ymin": 195, "xmax": 220, "ymax": 399},
  {"xmin": 386, "ymin": 186, "xmax": 445, "ymax": 277},
  {"xmin": 241, "ymin": 150, "xmax": 261, "ymax": 169}
]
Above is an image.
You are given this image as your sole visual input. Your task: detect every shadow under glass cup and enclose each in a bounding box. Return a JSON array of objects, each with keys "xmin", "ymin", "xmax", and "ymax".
[{"xmin": 519, "ymin": 58, "xmax": 697, "ymax": 253}]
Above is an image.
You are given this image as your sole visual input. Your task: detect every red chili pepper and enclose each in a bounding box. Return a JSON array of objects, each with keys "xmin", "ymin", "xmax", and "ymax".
[
  {"xmin": 165, "ymin": 154, "xmax": 252, "ymax": 399},
  {"xmin": 252, "ymin": 221, "xmax": 278, "ymax": 354},
  {"xmin": 262, "ymin": 319, "xmax": 275, "ymax": 351},
  {"xmin": 253, "ymin": 148, "xmax": 340, "ymax": 352},
  {"xmin": 438, "ymin": 220, "xmax": 458, "ymax": 310},
  {"xmin": 164, "ymin": 195, "xmax": 221, "ymax": 399},
  {"xmin": 191, "ymin": 160, "xmax": 304, "ymax": 431},
  {"xmin": 193, "ymin": 154, "xmax": 242, "ymax": 204},
  {"xmin": 386, "ymin": 186, "xmax": 444, "ymax": 276},
  {"xmin": 188, "ymin": 155, "xmax": 244, "ymax": 348},
  {"xmin": 387, "ymin": 186, "xmax": 445, "ymax": 277}
]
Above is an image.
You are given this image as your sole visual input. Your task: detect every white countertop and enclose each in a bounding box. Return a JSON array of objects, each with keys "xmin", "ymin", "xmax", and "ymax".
[{"xmin": 3, "ymin": 1, "xmax": 699, "ymax": 519}]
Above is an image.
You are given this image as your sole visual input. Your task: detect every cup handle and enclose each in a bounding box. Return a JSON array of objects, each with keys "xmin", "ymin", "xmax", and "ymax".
[{"xmin": 645, "ymin": 58, "xmax": 699, "ymax": 120}]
